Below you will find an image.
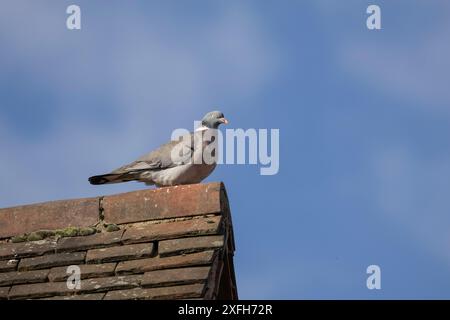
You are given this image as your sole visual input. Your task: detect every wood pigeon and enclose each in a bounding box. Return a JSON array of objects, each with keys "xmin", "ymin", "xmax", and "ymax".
[{"xmin": 88, "ymin": 111, "xmax": 228, "ymax": 187}]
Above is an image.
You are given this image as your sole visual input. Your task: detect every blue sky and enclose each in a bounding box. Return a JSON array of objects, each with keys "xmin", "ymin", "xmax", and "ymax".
[{"xmin": 1, "ymin": 0, "xmax": 450, "ymax": 299}]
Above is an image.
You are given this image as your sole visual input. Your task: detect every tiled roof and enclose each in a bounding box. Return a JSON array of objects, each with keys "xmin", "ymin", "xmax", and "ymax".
[{"xmin": 0, "ymin": 182, "xmax": 237, "ymax": 300}]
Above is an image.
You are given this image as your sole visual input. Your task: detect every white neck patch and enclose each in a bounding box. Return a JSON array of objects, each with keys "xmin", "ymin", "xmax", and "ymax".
[{"xmin": 195, "ymin": 126, "xmax": 209, "ymax": 132}]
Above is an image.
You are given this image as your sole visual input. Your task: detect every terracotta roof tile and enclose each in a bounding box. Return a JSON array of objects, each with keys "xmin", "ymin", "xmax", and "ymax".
[
  {"xmin": 159, "ymin": 235, "xmax": 225, "ymax": 257},
  {"xmin": 0, "ymin": 269, "xmax": 49, "ymax": 286},
  {"xmin": 86, "ymin": 243, "xmax": 154, "ymax": 264},
  {"xmin": 77, "ymin": 274, "xmax": 143, "ymax": 293},
  {"xmin": 141, "ymin": 266, "xmax": 211, "ymax": 288},
  {"xmin": 103, "ymin": 283, "xmax": 205, "ymax": 300},
  {"xmin": 0, "ymin": 198, "xmax": 99, "ymax": 239},
  {"xmin": 18, "ymin": 252, "xmax": 86, "ymax": 271},
  {"xmin": 103, "ymin": 183, "xmax": 222, "ymax": 224},
  {"xmin": 0, "ymin": 240, "xmax": 57, "ymax": 260},
  {"xmin": 0, "ymin": 182, "xmax": 237, "ymax": 300},
  {"xmin": 48, "ymin": 263, "xmax": 117, "ymax": 282},
  {"xmin": 56, "ymin": 230, "xmax": 124, "ymax": 253},
  {"xmin": 121, "ymin": 215, "xmax": 223, "ymax": 244},
  {"xmin": 116, "ymin": 250, "xmax": 215, "ymax": 275},
  {"xmin": 9, "ymin": 281, "xmax": 73, "ymax": 299}
]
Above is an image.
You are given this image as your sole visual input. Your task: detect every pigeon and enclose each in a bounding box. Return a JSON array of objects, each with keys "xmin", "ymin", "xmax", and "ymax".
[{"xmin": 88, "ymin": 111, "xmax": 228, "ymax": 187}]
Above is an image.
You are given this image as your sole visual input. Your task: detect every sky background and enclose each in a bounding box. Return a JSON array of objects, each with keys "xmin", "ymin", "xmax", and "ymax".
[{"xmin": 1, "ymin": 0, "xmax": 450, "ymax": 299}]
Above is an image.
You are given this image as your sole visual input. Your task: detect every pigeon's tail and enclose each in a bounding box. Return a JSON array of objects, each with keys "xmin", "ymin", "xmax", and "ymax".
[{"xmin": 88, "ymin": 173, "xmax": 135, "ymax": 185}]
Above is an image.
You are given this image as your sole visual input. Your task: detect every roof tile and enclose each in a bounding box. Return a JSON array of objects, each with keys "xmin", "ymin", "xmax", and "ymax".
[
  {"xmin": 103, "ymin": 183, "xmax": 222, "ymax": 224},
  {"xmin": 48, "ymin": 263, "xmax": 116, "ymax": 282},
  {"xmin": 0, "ymin": 269, "xmax": 49, "ymax": 286},
  {"xmin": 141, "ymin": 266, "xmax": 211, "ymax": 288},
  {"xmin": 0, "ymin": 240, "xmax": 56, "ymax": 260},
  {"xmin": 0, "ymin": 197, "xmax": 100, "ymax": 239},
  {"xmin": 103, "ymin": 283, "xmax": 205, "ymax": 300},
  {"xmin": 159, "ymin": 235, "xmax": 224, "ymax": 257},
  {"xmin": 86, "ymin": 243, "xmax": 154, "ymax": 264},
  {"xmin": 121, "ymin": 215, "xmax": 222, "ymax": 244},
  {"xmin": 79, "ymin": 274, "xmax": 142, "ymax": 293},
  {"xmin": 9, "ymin": 281, "xmax": 72, "ymax": 299},
  {"xmin": 56, "ymin": 230, "xmax": 124, "ymax": 253},
  {"xmin": 18, "ymin": 252, "xmax": 86, "ymax": 271},
  {"xmin": 116, "ymin": 251, "xmax": 215, "ymax": 275}
]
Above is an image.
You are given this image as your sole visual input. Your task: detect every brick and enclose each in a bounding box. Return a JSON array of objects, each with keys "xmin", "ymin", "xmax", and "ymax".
[
  {"xmin": 141, "ymin": 266, "xmax": 211, "ymax": 288},
  {"xmin": 159, "ymin": 235, "xmax": 224, "ymax": 257},
  {"xmin": 56, "ymin": 230, "xmax": 124, "ymax": 252},
  {"xmin": 9, "ymin": 274, "xmax": 142, "ymax": 299},
  {"xmin": 0, "ymin": 197, "xmax": 100, "ymax": 239},
  {"xmin": 86, "ymin": 243, "xmax": 153, "ymax": 264},
  {"xmin": 116, "ymin": 251, "xmax": 215, "ymax": 275},
  {"xmin": 0, "ymin": 286, "xmax": 9, "ymax": 300},
  {"xmin": 18, "ymin": 252, "xmax": 86, "ymax": 271},
  {"xmin": 0, "ymin": 240, "xmax": 56, "ymax": 260},
  {"xmin": 0, "ymin": 259, "xmax": 18, "ymax": 272},
  {"xmin": 48, "ymin": 263, "xmax": 116, "ymax": 282},
  {"xmin": 103, "ymin": 182, "xmax": 223, "ymax": 224},
  {"xmin": 41, "ymin": 293, "xmax": 106, "ymax": 300},
  {"xmin": 104, "ymin": 283, "xmax": 205, "ymax": 300},
  {"xmin": 122, "ymin": 215, "xmax": 222, "ymax": 244},
  {"xmin": 0, "ymin": 269, "xmax": 49, "ymax": 286}
]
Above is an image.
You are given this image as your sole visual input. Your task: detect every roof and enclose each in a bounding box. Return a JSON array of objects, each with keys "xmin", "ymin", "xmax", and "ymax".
[{"xmin": 0, "ymin": 182, "xmax": 237, "ymax": 300}]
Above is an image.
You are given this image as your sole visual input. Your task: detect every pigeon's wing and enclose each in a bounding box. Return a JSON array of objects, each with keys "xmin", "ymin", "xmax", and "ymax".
[{"xmin": 110, "ymin": 132, "xmax": 195, "ymax": 174}]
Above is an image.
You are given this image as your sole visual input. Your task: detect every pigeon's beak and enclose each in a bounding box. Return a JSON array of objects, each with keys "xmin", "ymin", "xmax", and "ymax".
[{"xmin": 219, "ymin": 118, "xmax": 229, "ymax": 125}]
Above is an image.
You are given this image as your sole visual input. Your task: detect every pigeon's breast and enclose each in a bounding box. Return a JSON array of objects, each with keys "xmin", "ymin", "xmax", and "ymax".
[{"xmin": 150, "ymin": 163, "xmax": 217, "ymax": 187}]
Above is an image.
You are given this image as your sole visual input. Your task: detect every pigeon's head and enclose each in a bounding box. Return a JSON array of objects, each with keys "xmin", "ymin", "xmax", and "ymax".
[{"xmin": 201, "ymin": 111, "xmax": 228, "ymax": 129}]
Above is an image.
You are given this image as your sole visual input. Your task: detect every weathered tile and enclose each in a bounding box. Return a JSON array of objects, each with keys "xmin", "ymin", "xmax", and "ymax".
[
  {"xmin": 9, "ymin": 281, "xmax": 72, "ymax": 299},
  {"xmin": 56, "ymin": 230, "xmax": 124, "ymax": 252},
  {"xmin": 159, "ymin": 235, "xmax": 224, "ymax": 257},
  {"xmin": 48, "ymin": 263, "xmax": 116, "ymax": 282},
  {"xmin": 86, "ymin": 243, "xmax": 153, "ymax": 264},
  {"xmin": 0, "ymin": 269, "xmax": 49, "ymax": 286},
  {"xmin": 116, "ymin": 251, "xmax": 215, "ymax": 275},
  {"xmin": 141, "ymin": 266, "xmax": 211, "ymax": 288},
  {"xmin": 104, "ymin": 283, "xmax": 205, "ymax": 300},
  {"xmin": 122, "ymin": 216, "xmax": 222, "ymax": 244},
  {"xmin": 0, "ymin": 240, "xmax": 56, "ymax": 260},
  {"xmin": 0, "ymin": 197, "xmax": 100, "ymax": 239},
  {"xmin": 103, "ymin": 183, "xmax": 223, "ymax": 224},
  {"xmin": 18, "ymin": 252, "xmax": 86, "ymax": 271},
  {"xmin": 80, "ymin": 274, "xmax": 142, "ymax": 293}
]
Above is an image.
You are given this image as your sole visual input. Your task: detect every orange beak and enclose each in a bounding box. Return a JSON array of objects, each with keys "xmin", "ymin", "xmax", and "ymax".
[{"xmin": 220, "ymin": 118, "xmax": 229, "ymax": 124}]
